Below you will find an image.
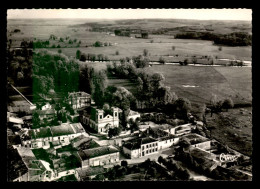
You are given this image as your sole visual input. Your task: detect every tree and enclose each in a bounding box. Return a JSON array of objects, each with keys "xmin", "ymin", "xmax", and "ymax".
[
  {"xmin": 93, "ymin": 174, "xmax": 105, "ymax": 181},
  {"xmin": 80, "ymin": 54, "xmax": 87, "ymax": 62},
  {"xmin": 121, "ymin": 160, "xmax": 128, "ymax": 167},
  {"xmin": 159, "ymin": 56, "xmax": 165, "ymax": 64},
  {"xmin": 192, "ymin": 57, "xmax": 197, "ymax": 65},
  {"xmin": 174, "ymin": 98, "xmax": 191, "ymax": 120},
  {"xmin": 183, "ymin": 58, "xmax": 189, "ymax": 66},
  {"xmin": 222, "ymin": 98, "xmax": 234, "ymax": 111},
  {"xmin": 143, "ymin": 49, "xmax": 148, "ymax": 56},
  {"xmin": 148, "ymin": 167, "xmax": 157, "ymax": 177},
  {"xmin": 76, "ymin": 50, "xmax": 81, "ymax": 59},
  {"xmin": 158, "ymin": 156, "xmax": 164, "ymax": 164},
  {"xmin": 178, "ymin": 138, "xmax": 191, "ymax": 151},
  {"xmin": 112, "ymin": 87, "xmax": 135, "ymax": 111},
  {"xmin": 58, "ymin": 49, "xmax": 62, "ymax": 54}
]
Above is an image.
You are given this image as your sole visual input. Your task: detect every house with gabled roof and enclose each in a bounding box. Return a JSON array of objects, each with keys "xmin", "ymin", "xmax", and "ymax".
[
  {"xmin": 66, "ymin": 91, "xmax": 91, "ymax": 110},
  {"xmin": 122, "ymin": 137, "xmax": 158, "ymax": 159},
  {"xmin": 76, "ymin": 145, "xmax": 119, "ymax": 168},
  {"xmin": 21, "ymin": 123, "xmax": 86, "ymax": 149}
]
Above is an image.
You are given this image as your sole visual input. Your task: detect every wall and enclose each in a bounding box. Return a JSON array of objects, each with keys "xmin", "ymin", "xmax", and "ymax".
[
  {"xmin": 158, "ymin": 138, "xmax": 175, "ymax": 150},
  {"xmin": 140, "ymin": 142, "xmax": 159, "ymax": 157},
  {"xmin": 193, "ymin": 141, "xmax": 211, "ymax": 151},
  {"xmin": 89, "ymin": 152, "xmax": 119, "ymax": 166}
]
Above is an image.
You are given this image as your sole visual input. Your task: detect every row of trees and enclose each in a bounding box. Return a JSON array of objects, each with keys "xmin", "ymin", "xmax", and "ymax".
[
  {"xmin": 209, "ymin": 95, "xmax": 234, "ymax": 116},
  {"xmin": 175, "ymin": 32, "xmax": 252, "ymax": 46},
  {"xmin": 93, "ymin": 41, "xmax": 113, "ymax": 47},
  {"xmin": 76, "ymin": 50, "xmax": 109, "ymax": 62}
]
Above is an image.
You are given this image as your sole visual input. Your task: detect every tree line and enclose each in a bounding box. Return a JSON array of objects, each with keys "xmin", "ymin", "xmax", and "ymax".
[{"xmin": 175, "ymin": 32, "xmax": 252, "ymax": 46}]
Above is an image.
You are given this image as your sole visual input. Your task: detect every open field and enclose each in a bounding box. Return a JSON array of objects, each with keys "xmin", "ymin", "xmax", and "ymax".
[
  {"xmin": 143, "ymin": 65, "xmax": 252, "ymax": 106},
  {"xmin": 205, "ymin": 107, "xmax": 252, "ymax": 156},
  {"xmin": 8, "ymin": 19, "xmax": 251, "ymax": 62}
]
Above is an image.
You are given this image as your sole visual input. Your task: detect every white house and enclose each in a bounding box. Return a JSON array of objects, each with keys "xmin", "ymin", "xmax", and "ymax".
[
  {"xmin": 122, "ymin": 137, "xmax": 159, "ymax": 159},
  {"xmin": 21, "ymin": 123, "xmax": 86, "ymax": 149}
]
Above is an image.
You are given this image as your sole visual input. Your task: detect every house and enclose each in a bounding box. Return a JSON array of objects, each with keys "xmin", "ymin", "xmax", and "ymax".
[
  {"xmin": 71, "ymin": 135, "xmax": 99, "ymax": 150},
  {"xmin": 35, "ymin": 109, "xmax": 56, "ymax": 121},
  {"xmin": 40, "ymin": 102, "xmax": 52, "ymax": 110},
  {"xmin": 181, "ymin": 133, "xmax": 211, "ymax": 151},
  {"xmin": 122, "ymin": 137, "xmax": 158, "ymax": 159},
  {"xmin": 13, "ymin": 146, "xmax": 55, "ymax": 181},
  {"xmin": 127, "ymin": 110, "xmax": 141, "ymax": 122},
  {"xmin": 76, "ymin": 145, "xmax": 119, "ymax": 168},
  {"xmin": 145, "ymin": 127, "xmax": 178, "ymax": 150},
  {"xmin": 66, "ymin": 92, "xmax": 91, "ymax": 110},
  {"xmin": 21, "ymin": 123, "xmax": 86, "ymax": 149},
  {"xmin": 76, "ymin": 166, "xmax": 105, "ymax": 181},
  {"xmin": 170, "ymin": 124, "xmax": 192, "ymax": 136},
  {"xmin": 82, "ymin": 106, "xmax": 121, "ymax": 134}
]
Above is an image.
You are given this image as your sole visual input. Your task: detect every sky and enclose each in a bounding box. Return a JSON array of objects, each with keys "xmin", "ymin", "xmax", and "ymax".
[{"xmin": 7, "ymin": 9, "xmax": 252, "ymax": 21}]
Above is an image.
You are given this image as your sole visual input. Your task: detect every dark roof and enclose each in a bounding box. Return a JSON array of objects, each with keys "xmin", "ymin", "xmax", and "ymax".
[
  {"xmin": 35, "ymin": 109, "xmax": 55, "ymax": 115},
  {"xmin": 78, "ymin": 146, "xmax": 118, "ymax": 160},
  {"xmin": 76, "ymin": 166, "xmax": 105, "ymax": 179},
  {"xmin": 182, "ymin": 133, "xmax": 210, "ymax": 145},
  {"xmin": 123, "ymin": 137, "xmax": 158, "ymax": 150},
  {"xmin": 50, "ymin": 124, "xmax": 75, "ymax": 137},
  {"xmin": 30, "ymin": 127, "xmax": 52, "ymax": 139},
  {"xmin": 8, "ymin": 135, "xmax": 22, "ymax": 145}
]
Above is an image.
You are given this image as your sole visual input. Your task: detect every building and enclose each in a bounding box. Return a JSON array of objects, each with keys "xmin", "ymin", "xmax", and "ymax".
[
  {"xmin": 182, "ymin": 133, "xmax": 211, "ymax": 151},
  {"xmin": 145, "ymin": 127, "xmax": 178, "ymax": 150},
  {"xmin": 21, "ymin": 123, "xmax": 86, "ymax": 149},
  {"xmin": 66, "ymin": 92, "xmax": 91, "ymax": 110},
  {"xmin": 81, "ymin": 106, "xmax": 121, "ymax": 134},
  {"xmin": 170, "ymin": 124, "xmax": 192, "ymax": 136},
  {"xmin": 35, "ymin": 109, "xmax": 56, "ymax": 121},
  {"xmin": 76, "ymin": 145, "xmax": 119, "ymax": 168},
  {"xmin": 122, "ymin": 137, "xmax": 158, "ymax": 159},
  {"xmin": 13, "ymin": 147, "xmax": 54, "ymax": 181},
  {"xmin": 76, "ymin": 166, "xmax": 105, "ymax": 181},
  {"xmin": 40, "ymin": 102, "xmax": 52, "ymax": 111}
]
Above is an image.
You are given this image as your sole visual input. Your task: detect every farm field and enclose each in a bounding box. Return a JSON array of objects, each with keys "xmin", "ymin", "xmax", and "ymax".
[
  {"xmin": 8, "ymin": 19, "xmax": 252, "ymax": 62},
  {"xmin": 143, "ymin": 65, "xmax": 252, "ymax": 107}
]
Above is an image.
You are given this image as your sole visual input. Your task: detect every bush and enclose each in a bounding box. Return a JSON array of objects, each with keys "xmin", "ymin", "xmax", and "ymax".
[{"xmin": 121, "ymin": 160, "xmax": 128, "ymax": 167}]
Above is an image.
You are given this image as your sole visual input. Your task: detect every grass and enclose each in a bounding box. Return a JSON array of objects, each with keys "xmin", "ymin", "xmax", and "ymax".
[
  {"xmin": 143, "ymin": 65, "xmax": 252, "ymax": 107},
  {"xmin": 205, "ymin": 107, "xmax": 252, "ymax": 156},
  {"xmin": 8, "ymin": 19, "xmax": 251, "ymax": 62}
]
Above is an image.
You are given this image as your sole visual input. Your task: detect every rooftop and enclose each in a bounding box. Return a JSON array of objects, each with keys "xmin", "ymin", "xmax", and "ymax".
[
  {"xmin": 50, "ymin": 124, "xmax": 75, "ymax": 137},
  {"xmin": 78, "ymin": 145, "xmax": 119, "ymax": 160},
  {"xmin": 76, "ymin": 166, "xmax": 105, "ymax": 179},
  {"xmin": 123, "ymin": 137, "xmax": 158, "ymax": 150},
  {"xmin": 182, "ymin": 133, "xmax": 210, "ymax": 145}
]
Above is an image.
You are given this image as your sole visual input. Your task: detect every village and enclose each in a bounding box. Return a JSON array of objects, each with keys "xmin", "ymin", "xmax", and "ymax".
[{"xmin": 7, "ymin": 85, "xmax": 252, "ymax": 181}]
